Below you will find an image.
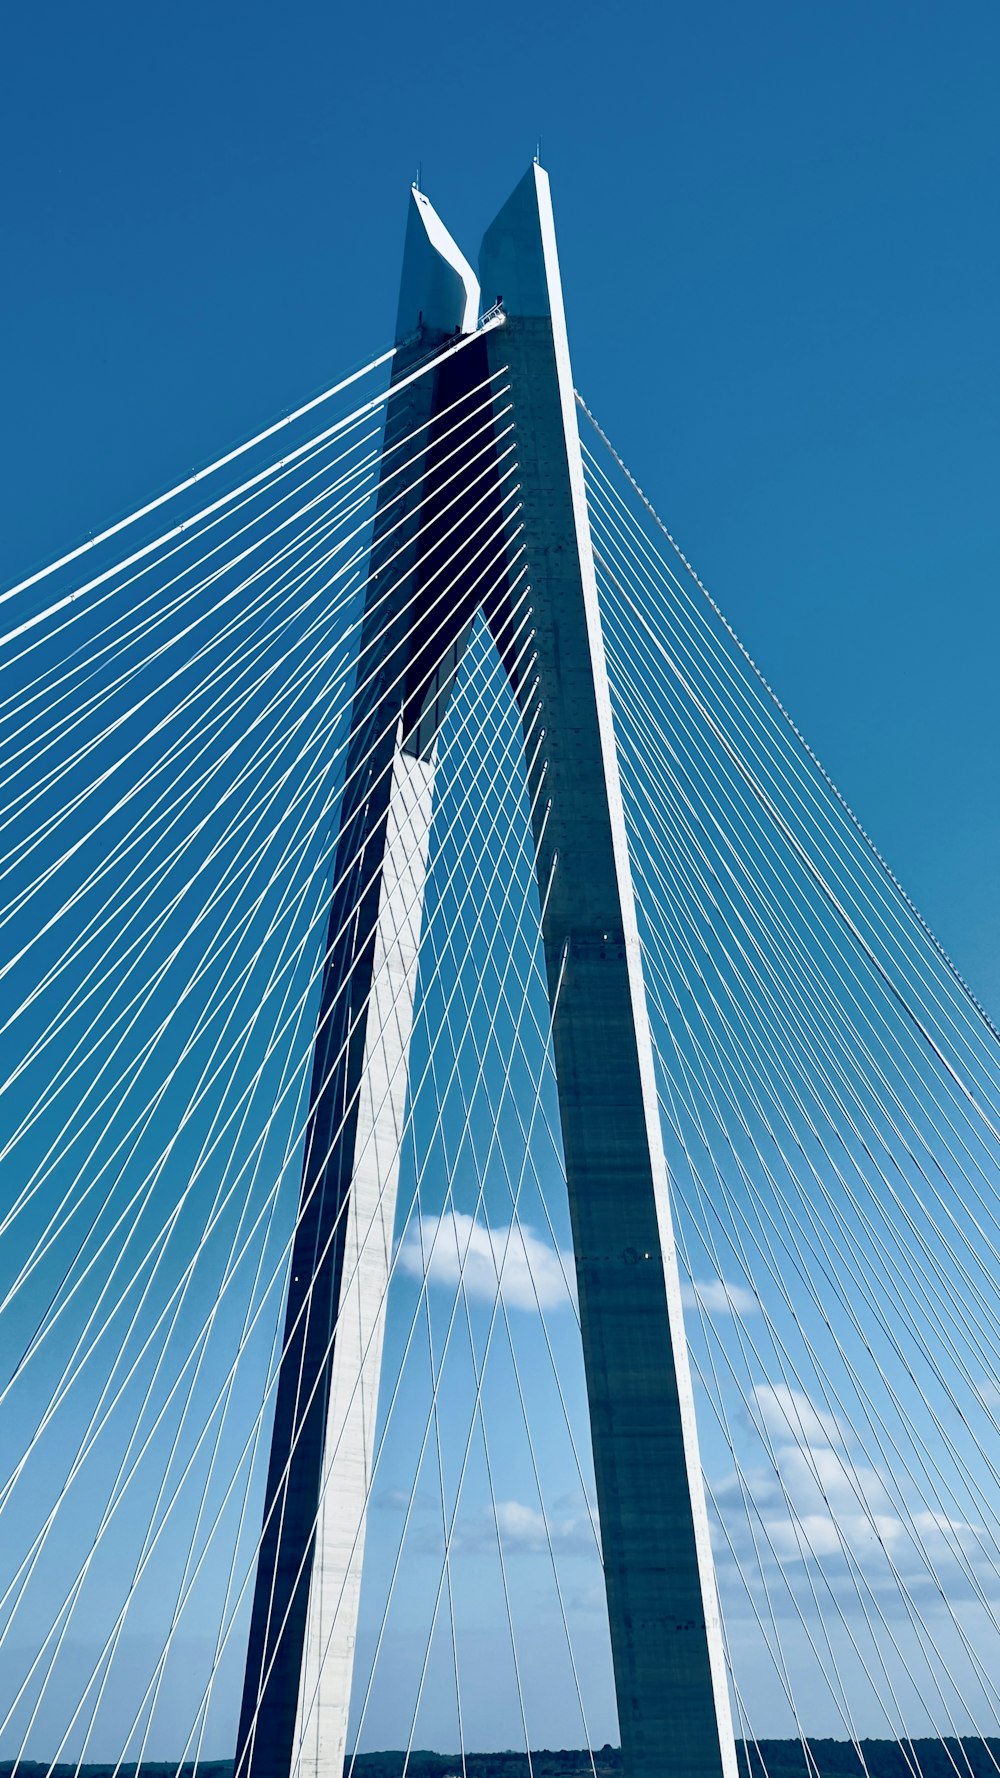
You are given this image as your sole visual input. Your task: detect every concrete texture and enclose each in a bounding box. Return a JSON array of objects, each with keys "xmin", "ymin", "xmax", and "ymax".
[
  {"xmin": 239, "ymin": 168, "xmax": 737, "ymax": 1778},
  {"xmin": 480, "ymin": 164, "xmax": 737, "ymax": 1778},
  {"xmin": 291, "ymin": 741, "xmax": 435, "ymax": 1777},
  {"xmin": 237, "ymin": 191, "xmax": 488, "ymax": 1778}
]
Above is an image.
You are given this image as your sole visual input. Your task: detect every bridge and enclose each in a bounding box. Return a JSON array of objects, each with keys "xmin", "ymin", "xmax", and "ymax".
[{"xmin": 2, "ymin": 164, "xmax": 999, "ymax": 1778}]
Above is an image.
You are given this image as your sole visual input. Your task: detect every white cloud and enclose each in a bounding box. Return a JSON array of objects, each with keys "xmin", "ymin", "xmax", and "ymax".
[
  {"xmin": 682, "ymin": 1277, "xmax": 760, "ymax": 1317},
  {"xmin": 763, "ymin": 1509, "xmax": 846, "ymax": 1562},
  {"xmin": 911, "ymin": 1508, "xmax": 977, "ymax": 1550},
  {"xmin": 751, "ymin": 1382, "xmax": 843, "ymax": 1450},
  {"xmin": 481, "ymin": 1494, "xmax": 598, "ymax": 1556},
  {"xmin": 374, "ymin": 1486, "xmax": 411, "ymax": 1512},
  {"xmin": 972, "ymin": 1376, "xmax": 1000, "ymax": 1412},
  {"xmin": 495, "ymin": 1499, "xmax": 548, "ymax": 1548},
  {"xmin": 397, "ymin": 1486, "xmax": 601, "ymax": 1561},
  {"xmin": 713, "ymin": 1380, "xmax": 993, "ymax": 1605},
  {"xmin": 397, "ymin": 1209, "xmax": 576, "ymax": 1312}
]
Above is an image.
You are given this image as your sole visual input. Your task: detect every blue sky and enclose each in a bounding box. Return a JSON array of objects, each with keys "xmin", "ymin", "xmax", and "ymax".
[
  {"xmin": 3, "ymin": 0, "xmax": 999, "ymax": 1017},
  {"xmin": 3, "ymin": 0, "xmax": 1000, "ymax": 1760}
]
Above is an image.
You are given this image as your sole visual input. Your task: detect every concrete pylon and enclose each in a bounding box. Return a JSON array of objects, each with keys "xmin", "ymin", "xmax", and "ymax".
[
  {"xmin": 478, "ymin": 162, "xmax": 737, "ymax": 1778},
  {"xmin": 236, "ymin": 188, "xmax": 498, "ymax": 1778},
  {"xmin": 238, "ymin": 166, "xmax": 737, "ymax": 1778}
]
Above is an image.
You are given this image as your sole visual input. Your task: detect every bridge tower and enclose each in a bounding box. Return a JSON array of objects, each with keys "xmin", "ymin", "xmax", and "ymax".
[{"xmin": 237, "ymin": 166, "xmax": 738, "ymax": 1778}]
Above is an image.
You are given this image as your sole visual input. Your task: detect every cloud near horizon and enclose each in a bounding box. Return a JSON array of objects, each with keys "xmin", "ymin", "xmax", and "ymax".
[
  {"xmin": 682, "ymin": 1277, "xmax": 760, "ymax": 1318},
  {"xmin": 397, "ymin": 1209, "xmax": 576, "ymax": 1312}
]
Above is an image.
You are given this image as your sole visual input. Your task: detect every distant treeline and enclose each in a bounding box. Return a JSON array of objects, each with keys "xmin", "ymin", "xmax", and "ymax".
[
  {"xmin": 739, "ymin": 1745, "xmax": 1000, "ymax": 1778},
  {"xmin": 7, "ymin": 1742, "xmax": 1000, "ymax": 1778}
]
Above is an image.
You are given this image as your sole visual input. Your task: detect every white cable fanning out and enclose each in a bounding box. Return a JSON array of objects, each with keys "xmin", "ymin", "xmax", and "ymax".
[
  {"xmin": 0, "ymin": 524, "xmax": 373, "ymax": 1200},
  {"xmin": 225, "ymin": 654, "xmax": 550, "ymax": 1771},
  {"xmin": 92, "ymin": 765, "xmax": 345, "ymax": 1768},
  {"xmin": 583, "ymin": 470, "xmax": 1000, "ymax": 1127},
  {"xmin": 0, "ymin": 402, "xmax": 514, "ymax": 929},
  {"xmin": 0, "ymin": 318, "xmax": 505, "ymax": 651},
  {"xmin": 25, "ymin": 834, "xmax": 330, "ymax": 1777},
  {"xmin": 677, "ymin": 1046, "xmax": 1000, "ymax": 1686},
  {"xmin": 330, "ymin": 789, "xmax": 562, "ymax": 1763},
  {"xmin": 0, "ymin": 589, "xmax": 542, "ymax": 1641},
  {"xmin": 0, "ymin": 526, "xmax": 530, "ymax": 1415},
  {"xmin": 82, "ymin": 633, "xmax": 494, "ymax": 1778},
  {"xmin": 1, "ymin": 403, "xmax": 530, "ymax": 1735},
  {"xmin": 606, "ymin": 623, "xmax": 1000, "ymax": 1433},
  {"xmin": 418, "ymin": 875, "xmax": 602, "ymax": 1559},
  {"xmin": 1, "ymin": 679, "xmax": 530, "ymax": 1749},
  {"xmin": 622, "ymin": 761, "xmax": 1000, "ymax": 1414},
  {"xmin": 602, "ymin": 598, "xmax": 1000, "ymax": 1342},
  {"xmin": 104, "ymin": 856, "xmax": 326, "ymax": 1766},
  {"xmin": 599, "ymin": 583, "xmax": 1000, "ymax": 1250},
  {"xmin": 0, "ymin": 418, "xmax": 376, "ymax": 718},
  {"xmin": 0, "ymin": 533, "xmax": 505, "ymax": 1180},
  {"xmin": 0, "ymin": 625, "xmax": 537, "ymax": 1763},
  {"xmin": 608, "ymin": 677, "xmax": 1000, "ymax": 1716},
  {"xmin": 586, "ymin": 487, "xmax": 1000, "ymax": 1167},
  {"xmin": 416, "ymin": 1210, "xmax": 468, "ymax": 1778},
  {"xmin": 0, "ymin": 586, "xmax": 530, "ymax": 1500},
  {"xmin": 595, "ymin": 555, "xmax": 1000, "ymax": 1161},
  {"xmin": 76, "ymin": 718, "xmax": 540, "ymax": 1763},
  {"xmin": 166, "ymin": 636, "xmax": 547, "ymax": 1761},
  {"xmin": 658, "ymin": 1051, "xmax": 979, "ymax": 1756},
  {"xmin": 670, "ymin": 1157, "xmax": 889, "ymax": 1763},
  {"xmin": 674, "ymin": 1107, "xmax": 1000, "ymax": 1751},
  {"xmin": 597, "ymin": 604, "xmax": 996, "ymax": 1329},
  {"xmin": 0, "ymin": 380, "xmax": 510, "ymax": 906},
  {"xmin": 0, "ymin": 487, "xmax": 525, "ymax": 1284},
  {"xmin": 627, "ymin": 779, "xmax": 1000, "ymax": 1567},
  {"xmin": 0, "ymin": 493, "xmax": 363, "ymax": 904},
  {"xmin": 631, "ymin": 807, "xmax": 1000, "ymax": 1631},
  {"xmin": 418, "ymin": 928, "xmax": 603, "ymax": 1741},
  {"xmin": 0, "ymin": 541, "xmax": 534, "ymax": 1456},
  {"xmin": 5, "ymin": 426, "xmax": 530, "ymax": 1749},
  {"xmin": 0, "ymin": 482, "xmax": 370, "ymax": 880},
  {"xmin": 656, "ymin": 1004, "xmax": 1000, "ymax": 1595},
  {"xmin": 301, "ymin": 855, "xmax": 565, "ymax": 1778},
  {"xmin": 622, "ymin": 750, "xmax": 1000, "ymax": 1294},
  {"xmin": 590, "ymin": 565, "xmax": 1000, "ymax": 1721},
  {"xmin": 17, "ymin": 625, "xmax": 544, "ymax": 1763},
  {"xmin": 226, "ymin": 755, "xmax": 554, "ymax": 1778},
  {"xmin": 0, "ymin": 410, "xmax": 517, "ymax": 1077},
  {"xmin": 575, "ymin": 393, "xmax": 1000, "ymax": 1055},
  {"xmin": 420, "ymin": 781, "xmax": 580, "ymax": 1322},
  {"xmin": 396, "ymin": 957, "xmax": 573, "ymax": 1778},
  {"xmin": 674, "ymin": 1208, "xmax": 843, "ymax": 1759},
  {"xmin": 0, "ymin": 543, "xmax": 526, "ymax": 1319},
  {"xmin": 1, "ymin": 343, "xmax": 398, "ymax": 605},
  {"xmin": 202, "ymin": 693, "xmax": 549, "ymax": 1778},
  {"xmin": 0, "ymin": 532, "xmax": 369, "ymax": 1079},
  {"xmin": 0, "ymin": 448, "xmax": 516, "ymax": 1137},
  {"xmin": 0, "ymin": 437, "xmax": 377, "ymax": 791},
  {"xmin": 25, "ymin": 657, "xmax": 551, "ymax": 1763},
  {"xmin": 631, "ymin": 702, "xmax": 1000, "ymax": 1370},
  {"xmin": 0, "ymin": 357, "xmax": 504, "ymax": 706},
  {"xmin": 0, "ymin": 402, "xmax": 514, "ymax": 904},
  {"xmin": 688, "ymin": 1321, "xmax": 902, "ymax": 1761},
  {"xmin": 12, "ymin": 778, "xmax": 483, "ymax": 1763}
]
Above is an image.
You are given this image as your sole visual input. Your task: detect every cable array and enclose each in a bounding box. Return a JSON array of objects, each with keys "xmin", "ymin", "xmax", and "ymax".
[
  {"xmin": 580, "ymin": 398, "xmax": 1000, "ymax": 1767},
  {"xmin": 3, "ymin": 302, "xmax": 995, "ymax": 1778},
  {"xmin": 0, "ymin": 326, "xmax": 614, "ymax": 1773}
]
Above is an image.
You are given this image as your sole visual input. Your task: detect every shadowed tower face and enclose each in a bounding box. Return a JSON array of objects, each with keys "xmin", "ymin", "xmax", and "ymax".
[
  {"xmin": 235, "ymin": 187, "xmax": 491, "ymax": 1778},
  {"xmin": 238, "ymin": 168, "xmax": 737, "ymax": 1778}
]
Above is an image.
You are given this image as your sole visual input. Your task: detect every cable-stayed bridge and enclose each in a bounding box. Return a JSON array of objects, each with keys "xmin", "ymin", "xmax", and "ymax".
[{"xmin": 2, "ymin": 164, "xmax": 1000, "ymax": 1778}]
